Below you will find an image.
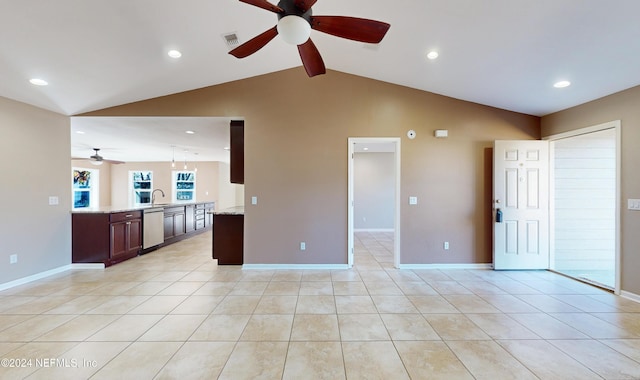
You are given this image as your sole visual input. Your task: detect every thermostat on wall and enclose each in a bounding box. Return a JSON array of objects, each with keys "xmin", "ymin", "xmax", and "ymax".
[
  {"xmin": 407, "ymin": 130, "xmax": 416, "ymax": 139},
  {"xmin": 435, "ymin": 129, "xmax": 448, "ymax": 138}
]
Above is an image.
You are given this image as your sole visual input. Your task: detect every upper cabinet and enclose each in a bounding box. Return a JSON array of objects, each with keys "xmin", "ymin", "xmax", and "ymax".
[{"xmin": 230, "ymin": 120, "xmax": 244, "ymax": 184}]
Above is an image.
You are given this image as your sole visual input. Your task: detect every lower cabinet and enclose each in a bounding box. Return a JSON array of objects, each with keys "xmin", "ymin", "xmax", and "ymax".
[
  {"xmin": 72, "ymin": 202, "xmax": 216, "ymax": 266},
  {"xmin": 212, "ymin": 214, "xmax": 244, "ymax": 265},
  {"xmin": 185, "ymin": 205, "xmax": 196, "ymax": 233},
  {"xmin": 163, "ymin": 203, "xmax": 216, "ymax": 244},
  {"xmin": 163, "ymin": 206, "xmax": 186, "ymax": 240},
  {"xmin": 72, "ymin": 211, "xmax": 142, "ymax": 266},
  {"xmin": 204, "ymin": 203, "xmax": 215, "ymax": 227},
  {"xmin": 195, "ymin": 202, "xmax": 214, "ymax": 230},
  {"xmin": 110, "ymin": 218, "xmax": 142, "ymax": 262}
]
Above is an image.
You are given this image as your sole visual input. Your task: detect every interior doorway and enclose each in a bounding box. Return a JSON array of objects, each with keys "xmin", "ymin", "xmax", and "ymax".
[
  {"xmin": 547, "ymin": 121, "xmax": 621, "ymax": 292},
  {"xmin": 348, "ymin": 138, "xmax": 401, "ymax": 268}
]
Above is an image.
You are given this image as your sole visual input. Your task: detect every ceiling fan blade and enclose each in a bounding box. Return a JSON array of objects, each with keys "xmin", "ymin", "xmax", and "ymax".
[
  {"xmin": 294, "ymin": 0, "xmax": 318, "ymax": 13},
  {"xmin": 298, "ymin": 39, "xmax": 326, "ymax": 77},
  {"xmin": 229, "ymin": 26, "xmax": 279, "ymax": 58},
  {"xmin": 105, "ymin": 159, "xmax": 125, "ymax": 165},
  {"xmin": 239, "ymin": 0, "xmax": 284, "ymax": 13},
  {"xmin": 311, "ymin": 16, "xmax": 390, "ymax": 43}
]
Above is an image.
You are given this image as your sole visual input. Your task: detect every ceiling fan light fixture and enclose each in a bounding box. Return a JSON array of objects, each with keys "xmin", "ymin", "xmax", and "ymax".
[
  {"xmin": 277, "ymin": 15, "xmax": 311, "ymax": 45},
  {"xmin": 90, "ymin": 160, "xmax": 103, "ymax": 166}
]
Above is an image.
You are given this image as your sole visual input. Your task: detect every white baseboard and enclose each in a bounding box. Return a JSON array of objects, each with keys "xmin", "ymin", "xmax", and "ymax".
[
  {"xmin": 398, "ymin": 263, "xmax": 493, "ymax": 270},
  {"xmin": 354, "ymin": 229, "xmax": 394, "ymax": 232},
  {"xmin": 0, "ymin": 263, "xmax": 105, "ymax": 292},
  {"xmin": 621, "ymin": 290, "xmax": 640, "ymax": 304},
  {"xmin": 71, "ymin": 263, "xmax": 106, "ymax": 270},
  {"xmin": 242, "ymin": 264, "xmax": 350, "ymax": 270}
]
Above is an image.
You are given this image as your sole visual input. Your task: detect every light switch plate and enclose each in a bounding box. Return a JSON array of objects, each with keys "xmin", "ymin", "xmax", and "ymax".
[
  {"xmin": 48, "ymin": 196, "xmax": 59, "ymax": 205},
  {"xmin": 629, "ymin": 199, "xmax": 640, "ymax": 210},
  {"xmin": 251, "ymin": 196, "xmax": 258, "ymax": 205},
  {"xmin": 409, "ymin": 196, "xmax": 418, "ymax": 205}
]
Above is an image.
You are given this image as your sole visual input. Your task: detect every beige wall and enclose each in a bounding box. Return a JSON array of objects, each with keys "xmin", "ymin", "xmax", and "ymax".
[
  {"xmin": 110, "ymin": 161, "xmax": 219, "ymax": 207},
  {"xmin": 0, "ymin": 96, "xmax": 71, "ymax": 284},
  {"xmin": 542, "ymin": 85, "xmax": 640, "ymax": 295},
  {"xmin": 84, "ymin": 68, "xmax": 540, "ymax": 265}
]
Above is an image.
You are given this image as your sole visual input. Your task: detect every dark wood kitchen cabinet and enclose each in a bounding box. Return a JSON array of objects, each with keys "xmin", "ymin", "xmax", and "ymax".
[
  {"xmin": 109, "ymin": 212, "xmax": 142, "ymax": 262},
  {"xmin": 204, "ymin": 203, "xmax": 215, "ymax": 227},
  {"xmin": 212, "ymin": 213, "xmax": 244, "ymax": 265},
  {"xmin": 72, "ymin": 210, "xmax": 142, "ymax": 266},
  {"xmin": 163, "ymin": 206, "xmax": 186, "ymax": 241},
  {"xmin": 185, "ymin": 204, "xmax": 195, "ymax": 233},
  {"xmin": 230, "ymin": 120, "xmax": 244, "ymax": 184},
  {"xmin": 196, "ymin": 202, "xmax": 215, "ymax": 230}
]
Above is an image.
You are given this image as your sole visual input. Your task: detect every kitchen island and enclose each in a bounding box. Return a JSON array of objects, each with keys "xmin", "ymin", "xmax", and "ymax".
[
  {"xmin": 72, "ymin": 201, "xmax": 214, "ymax": 267},
  {"xmin": 211, "ymin": 206, "xmax": 244, "ymax": 265}
]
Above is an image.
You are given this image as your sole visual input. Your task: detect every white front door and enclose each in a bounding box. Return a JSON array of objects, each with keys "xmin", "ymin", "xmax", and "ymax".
[{"xmin": 493, "ymin": 140, "xmax": 550, "ymax": 269}]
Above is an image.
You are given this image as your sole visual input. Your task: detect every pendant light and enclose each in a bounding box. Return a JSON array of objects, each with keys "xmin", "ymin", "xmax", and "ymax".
[{"xmin": 171, "ymin": 145, "xmax": 176, "ymax": 168}]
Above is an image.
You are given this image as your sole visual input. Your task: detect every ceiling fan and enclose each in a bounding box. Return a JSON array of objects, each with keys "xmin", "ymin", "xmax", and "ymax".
[
  {"xmin": 229, "ymin": 0, "xmax": 391, "ymax": 77},
  {"xmin": 74, "ymin": 148, "xmax": 124, "ymax": 165}
]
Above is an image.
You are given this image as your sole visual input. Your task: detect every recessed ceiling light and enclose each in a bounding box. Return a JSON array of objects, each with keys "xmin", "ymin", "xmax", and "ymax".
[
  {"xmin": 75, "ymin": 131, "xmax": 85, "ymax": 134},
  {"xmin": 168, "ymin": 50, "xmax": 182, "ymax": 58},
  {"xmin": 554, "ymin": 80, "xmax": 571, "ymax": 88},
  {"xmin": 223, "ymin": 146, "xmax": 230, "ymax": 151},
  {"xmin": 426, "ymin": 51, "xmax": 439, "ymax": 60},
  {"xmin": 185, "ymin": 130, "xmax": 195, "ymax": 134},
  {"xmin": 29, "ymin": 78, "xmax": 48, "ymax": 86},
  {"xmin": 363, "ymin": 147, "xmax": 369, "ymax": 151}
]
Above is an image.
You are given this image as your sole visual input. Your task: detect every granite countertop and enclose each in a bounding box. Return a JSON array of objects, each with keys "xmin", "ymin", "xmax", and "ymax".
[
  {"xmin": 210, "ymin": 206, "xmax": 244, "ymax": 215},
  {"xmin": 72, "ymin": 201, "xmax": 215, "ymax": 214}
]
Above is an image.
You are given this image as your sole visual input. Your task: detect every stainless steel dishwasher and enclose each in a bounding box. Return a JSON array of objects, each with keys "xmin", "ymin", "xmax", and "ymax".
[{"xmin": 143, "ymin": 207, "xmax": 165, "ymax": 249}]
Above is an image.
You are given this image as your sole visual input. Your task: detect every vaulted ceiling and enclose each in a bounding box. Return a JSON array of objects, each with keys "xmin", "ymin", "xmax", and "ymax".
[
  {"xmin": 4, "ymin": 1, "xmax": 640, "ymax": 163},
  {"xmin": 3, "ymin": 0, "xmax": 640, "ymax": 117}
]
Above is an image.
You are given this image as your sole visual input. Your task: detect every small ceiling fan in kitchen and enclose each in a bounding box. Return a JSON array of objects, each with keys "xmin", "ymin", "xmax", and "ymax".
[
  {"xmin": 73, "ymin": 148, "xmax": 124, "ymax": 165},
  {"xmin": 229, "ymin": 0, "xmax": 391, "ymax": 77}
]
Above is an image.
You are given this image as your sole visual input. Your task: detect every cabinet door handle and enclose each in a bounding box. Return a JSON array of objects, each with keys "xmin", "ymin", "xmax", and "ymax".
[
  {"xmin": 125, "ymin": 214, "xmax": 133, "ymax": 218},
  {"xmin": 126, "ymin": 222, "xmax": 131, "ymax": 225}
]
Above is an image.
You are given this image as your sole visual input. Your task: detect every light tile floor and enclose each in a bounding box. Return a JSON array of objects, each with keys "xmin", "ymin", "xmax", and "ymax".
[{"xmin": 1, "ymin": 231, "xmax": 640, "ymax": 379}]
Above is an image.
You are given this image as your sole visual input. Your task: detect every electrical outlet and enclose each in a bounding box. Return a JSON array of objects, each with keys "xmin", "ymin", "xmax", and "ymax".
[
  {"xmin": 444, "ymin": 242, "xmax": 450, "ymax": 250},
  {"xmin": 48, "ymin": 196, "xmax": 59, "ymax": 205},
  {"xmin": 409, "ymin": 196, "xmax": 418, "ymax": 205},
  {"xmin": 9, "ymin": 254, "xmax": 17, "ymax": 264},
  {"xmin": 300, "ymin": 242, "xmax": 306, "ymax": 251}
]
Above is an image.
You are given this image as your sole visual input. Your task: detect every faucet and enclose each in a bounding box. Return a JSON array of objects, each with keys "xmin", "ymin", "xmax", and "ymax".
[{"xmin": 151, "ymin": 189, "xmax": 165, "ymax": 205}]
